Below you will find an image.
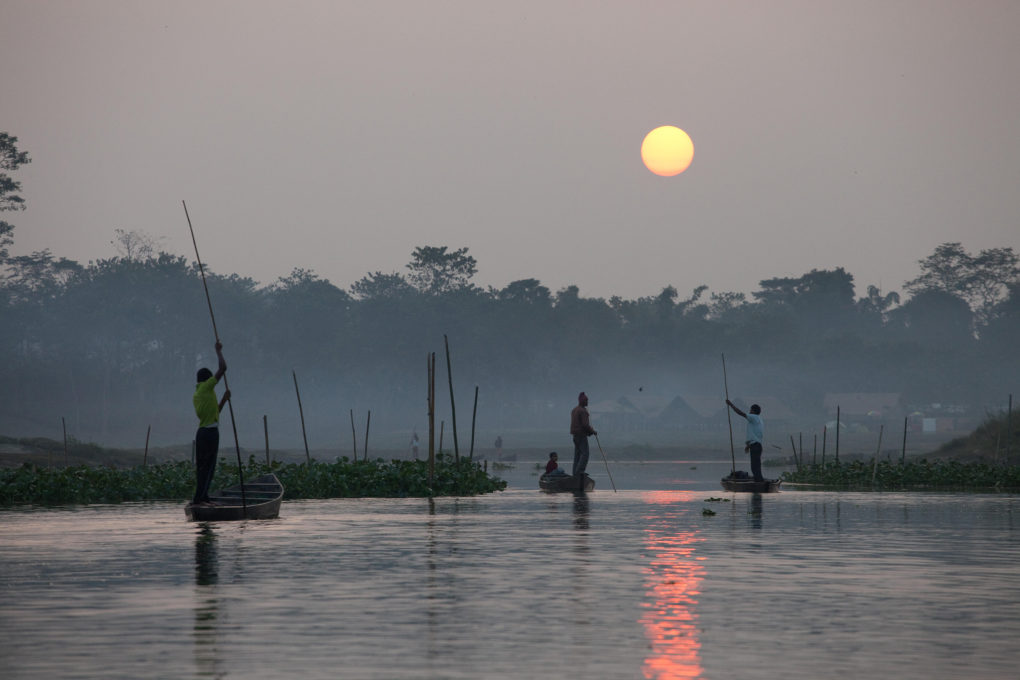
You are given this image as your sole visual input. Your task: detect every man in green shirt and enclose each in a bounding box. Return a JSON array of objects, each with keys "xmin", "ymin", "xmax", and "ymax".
[{"xmin": 192, "ymin": 341, "xmax": 230, "ymax": 506}]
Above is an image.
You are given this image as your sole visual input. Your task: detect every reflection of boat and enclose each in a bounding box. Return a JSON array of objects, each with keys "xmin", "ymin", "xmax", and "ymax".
[
  {"xmin": 540, "ymin": 473, "xmax": 595, "ymax": 493},
  {"xmin": 721, "ymin": 472, "xmax": 781, "ymax": 493},
  {"xmin": 185, "ymin": 473, "xmax": 283, "ymax": 521}
]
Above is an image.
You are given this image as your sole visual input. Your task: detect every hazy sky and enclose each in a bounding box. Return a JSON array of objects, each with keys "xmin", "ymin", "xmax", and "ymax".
[{"xmin": 3, "ymin": 1, "xmax": 1019, "ymax": 300}]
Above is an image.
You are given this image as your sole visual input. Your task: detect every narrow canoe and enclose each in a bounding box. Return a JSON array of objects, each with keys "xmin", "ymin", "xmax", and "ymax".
[
  {"xmin": 185, "ymin": 473, "xmax": 284, "ymax": 521},
  {"xmin": 540, "ymin": 473, "xmax": 595, "ymax": 493},
  {"xmin": 720, "ymin": 473, "xmax": 781, "ymax": 493}
]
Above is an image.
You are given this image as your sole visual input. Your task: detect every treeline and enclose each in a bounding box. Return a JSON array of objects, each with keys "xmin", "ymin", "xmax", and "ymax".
[{"xmin": 1, "ymin": 233, "xmax": 1018, "ymax": 447}]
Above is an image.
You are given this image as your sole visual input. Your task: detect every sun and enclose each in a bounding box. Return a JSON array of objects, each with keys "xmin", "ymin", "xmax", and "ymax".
[{"xmin": 641, "ymin": 126, "xmax": 694, "ymax": 176}]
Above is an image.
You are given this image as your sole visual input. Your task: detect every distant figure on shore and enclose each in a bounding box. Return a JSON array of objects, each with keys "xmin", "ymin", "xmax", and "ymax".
[
  {"xmin": 545, "ymin": 451, "xmax": 567, "ymax": 476},
  {"xmin": 192, "ymin": 341, "xmax": 230, "ymax": 507},
  {"xmin": 410, "ymin": 431, "xmax": 420, "ymax": 460},
  {"xmin": 569, "ymin": 392, "xmax": 596, "ymax": 478},
  {"xmin": 725, "ymin": 399, "xmax": 765, "ymax": 482}
]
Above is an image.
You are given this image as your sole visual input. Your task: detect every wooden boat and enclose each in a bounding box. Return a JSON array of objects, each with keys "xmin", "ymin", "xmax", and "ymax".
[
  {"xmin": 540, "ymin": 472, "xmax": 595, "ymax": 493},
  {"xmin": 185, "ymin": 473, "xmax": 284, "ymax": 521},
  {"xmin": 721, "ymin": 471, "xmax": 781, "ymax": 493}
]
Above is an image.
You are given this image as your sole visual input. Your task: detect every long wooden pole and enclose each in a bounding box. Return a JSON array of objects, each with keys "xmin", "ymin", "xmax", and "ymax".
[
  {"xmin": 293, "ymin": 370, "xmax": 310, "ymax": 464},
  {"xmin": 835, "ymin": 405, "xmax": 841, "ymax": 463},
  {"xmin": 439, "ymin": 420, "xmax": 445, "ymax": 455},
  {"xmin": 594, "ymin": 433, "xmax": 617, "ymax": 492},
  {"xmin": 469, "ymin": 386, "xmax": 479, "ymax": 461},
  {"xmin": 62, "ymin": 417, "xmax": 68, "ymax": 467},
  {"xmin": 1007, "ymin": 394, "xmax": 1013, "ymax": 465},
  {"xmin": 721, "ymin": 354, "xmax": 736, "ymax": 474},
  {"xmin": 349, "ymin": 409, "xmax": 357, "ymax": 460},
  {"xmin": 444, "ymin": 335, "xmax": 460, "ymax": 461},
  {"xmin": 428, "ymin": 353, "xmax": 436, "ymax": 489},
  {"xmin": 822, "ymin": 425, "xmax": 827, "ymax": 465},
  {"xmin": 901, "ymin": 416, "xmax": 908, "ymax": 465},
  {"xmin": 143, "ymin": 424, "xmax": 151, "ymax": 467},
  {"xmin": 264, "ymin": 415, "xmax": 270, "ymax": 465},
  {"xmin": 364, "ymin": 410, "xmax": 371, "ymax": 461},
  {"xmin": 871, "ymin": 424, "xmax": 884, "ymax": 485},
  {"xmin": 183, "ymin": 201, "xmax": 247, "ymax": 513}
]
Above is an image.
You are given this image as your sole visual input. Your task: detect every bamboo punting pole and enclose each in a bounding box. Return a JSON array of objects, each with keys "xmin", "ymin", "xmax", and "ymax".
[
  {"xmin": 789, "ymin": 434, "xmax": 800, "ymax": 471},
  {"xmin": 871, "ymin": 424, "xmax": 884, "ymax": 485},
  {"xmin": 469, "ymin": 386, "xmax": 478, "ymax": 461},
  {"xmin": 594, "ymin": 433, "xmax": 618, "ymax": 492},
  {"xmin": 183, "ymin": 201, "xmax": 247, "ymax": 513},
  {"xmin": 263, "ymin": 415, "xmax": 270, "ymax": 465},
  {"xmin": 364, "ymin": 410, "xmax": 371, "ymax": 461},
  {"xmin": 444, "ymin": 335, "xmax": 460, "ymax": 462},
  {"xmin": 349, "ymin": 409, "xmax": 357, "ymax": 459},
  {"xmin": 901, "ymin": 416, "xmax": 908, "ymax": 465},
  {"xmin": 292, "ymin": 370, "xmax": 311, "ymax": 464},
  {"xmin": 143, "ymin": 424, "xmax": 151, "ymax": 467},
  {"xmin": 835, "ymin": 406, "xmax": 841, "ymax": 463},
  {"xmin": 439, "ymin": 420, "xmax": 445, "ymax": 455},
  {"xmin": 721, "ymin": 354, "xmax": 736, "ymax": 474}
]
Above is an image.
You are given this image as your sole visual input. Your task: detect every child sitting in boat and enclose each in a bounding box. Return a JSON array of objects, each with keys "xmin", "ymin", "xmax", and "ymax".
[{"xmin": 545, "ymin": 451, "xmax": 567, "ymax": 476}]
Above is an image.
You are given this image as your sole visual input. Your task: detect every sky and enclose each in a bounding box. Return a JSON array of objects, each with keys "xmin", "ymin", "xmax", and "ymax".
[{"xmin": 3, "ymin": 1, "xmax": 1019, "ymax": 301}]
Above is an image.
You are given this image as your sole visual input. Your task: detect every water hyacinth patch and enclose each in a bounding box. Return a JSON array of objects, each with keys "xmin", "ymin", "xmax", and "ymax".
[
  {"xmin": 782, "ymin": 459, "xmax": 1020, "ymax": 491},
  {"xmin": 0, "ymin": 453, "xmax": 506, "ymax": 507}
]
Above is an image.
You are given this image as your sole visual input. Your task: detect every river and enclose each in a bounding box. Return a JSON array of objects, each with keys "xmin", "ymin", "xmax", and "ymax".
[{"xmin": 1, "ymin": 460, "xmax": 1017, "ymax": 679}]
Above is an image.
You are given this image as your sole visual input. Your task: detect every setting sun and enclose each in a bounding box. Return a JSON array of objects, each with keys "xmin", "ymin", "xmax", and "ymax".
[{"xmin": 641, "ymin": 126, "xmax": 694, "ymax": 176}]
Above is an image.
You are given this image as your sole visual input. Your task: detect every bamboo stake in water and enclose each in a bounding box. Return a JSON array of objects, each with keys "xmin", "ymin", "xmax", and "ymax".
[
  {"xmin": 901, "ymin": 416, "xmax": 908, "ymax": 465},
  {"xmin": 789, "ymin": 434, "xmax": 800, "ymax": 471},
  {"xmin": 871, "ymin": 424, "xmax": 884, "ymax": 485},
  {"xmin": 264, "ymin": 415, "xmax": 270, "ymax": 465},
  {"xmin": 364, "ymin": 410, "xmax": 371, "ymax": 461},
  {"xmin": 292, "ymin": 370, "xmax": 310, "ymax": 464},
  {"xmin": 469, "ymin": 386, "xmax": 478, "ymax": 461},
  {"xmin": 444, "ymin": 335, "xmax": 460, "ymax": 462},
  {"xmin": 349, "ymin": 409, "xmax": 357, "ymax": 460},
  {"xmin": 721, "ymin": 354, "xmax": 736, "ymax": 474},
  {"xmin": 439, "ymin": 420, "xmax": 445, "ymax": 456},
  {"xmin": 183, "ymin": 201, "xmax": 247, "ymax": 513},
  {"xmin": 822, "ymin": 425, "xmax": 827, "ymax": 465},
  {"xmin": 428, "ymin": 353, "xmax": 436, "ymax": 489},
  {"xmin": 1007, "ymin": 393, "xmax": 1013, "ymax": 465},
  {"xmin": 144, "ymin": 424, "xmax": 151, "ymax": 467},
  {"xmin": 62, "ymin": 417, "xmax": 68, "ymax": 467},
  {"xmin": 835, "ymin": 406, "xmax": 841, "ymax": 463}
]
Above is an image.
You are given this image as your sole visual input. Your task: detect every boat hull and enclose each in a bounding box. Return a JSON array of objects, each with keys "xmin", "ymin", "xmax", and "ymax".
[
  {"xmin": 720, "ymin": 474, "xmax": 781, "ymax": 493},
  {"xmin": 540, "ymin": 473, "xmax": 595, "ymax": 493},
  {"xmin": 185, "ymin": 473, "xmax": 284, "ymax": 521}
]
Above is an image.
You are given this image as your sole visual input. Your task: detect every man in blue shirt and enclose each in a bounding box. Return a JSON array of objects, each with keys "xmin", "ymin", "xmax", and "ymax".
[{"xmin": 726, "ymin": 399, "xmax": 765, "ymax": 482}]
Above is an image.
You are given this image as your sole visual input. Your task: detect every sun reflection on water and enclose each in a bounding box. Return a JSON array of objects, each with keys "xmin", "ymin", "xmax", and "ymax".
[{"xmin": 640, "ymin": 490, "xmax": 706, "ymax": 679}]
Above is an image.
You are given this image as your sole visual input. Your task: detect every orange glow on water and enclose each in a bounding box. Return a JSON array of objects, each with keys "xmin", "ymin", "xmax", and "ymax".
[{"xmin": 640, "ymin": 514, "xmax": 705, "ymax": 678}]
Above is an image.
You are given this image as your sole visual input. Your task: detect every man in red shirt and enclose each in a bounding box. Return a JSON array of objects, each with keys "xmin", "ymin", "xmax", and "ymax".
[{"xmin": 569, "ymin": 392, "xmax": 596, "ymax": 478}]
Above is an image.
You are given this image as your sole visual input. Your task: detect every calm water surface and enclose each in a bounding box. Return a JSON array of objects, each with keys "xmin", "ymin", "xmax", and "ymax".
[{"xmin": 1, "ymin": 461, "xmax": 1017, "ymax": 679}]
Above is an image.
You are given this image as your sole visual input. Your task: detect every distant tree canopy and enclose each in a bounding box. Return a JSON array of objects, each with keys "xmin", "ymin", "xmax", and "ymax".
[
  {"xmin": 0, "ymin": 132, "xmax": 31, "ymax": 263},
  {"xmin": 1, "ymin": 217, "xmax": 1017, "ymax": 446}
]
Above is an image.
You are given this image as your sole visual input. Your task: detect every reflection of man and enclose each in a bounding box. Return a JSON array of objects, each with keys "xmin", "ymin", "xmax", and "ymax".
[
  {"xmin": 725, "ymin": 399, "xmax": 765, "ymax": 482},
  {"xmin": 570, "ymin": 392, "xmax": 597, "ymax": 478}
]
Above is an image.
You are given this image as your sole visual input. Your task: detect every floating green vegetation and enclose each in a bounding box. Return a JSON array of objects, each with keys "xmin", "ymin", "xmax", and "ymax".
[
  {"xmin": 0, "ymin": 454, "xmax": 506, "ymax": 507},
  {"xmin": 701, "ymin": 508, "xmax": 716, "ymax": 516},
  {"xmin": 782, "ymin": 459, "xmax": 1020, "ymax": 491},
  {"xmin": 703, "ymin": 497, "xmax": 731, "ymax": 502}
]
